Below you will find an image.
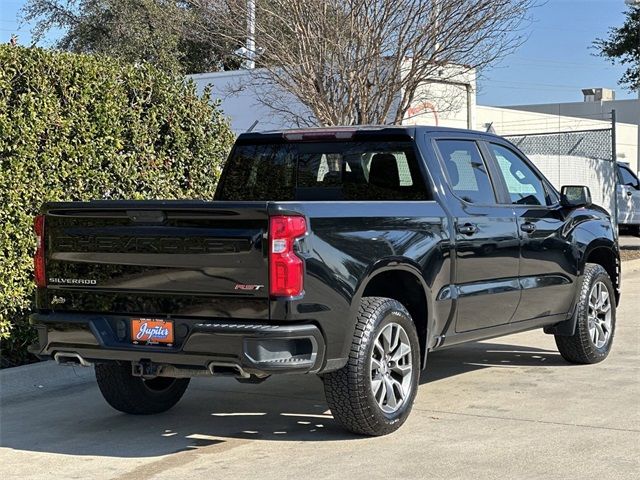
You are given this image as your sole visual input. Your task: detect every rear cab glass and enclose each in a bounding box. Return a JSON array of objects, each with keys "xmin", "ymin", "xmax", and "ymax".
[{"xmin": 216, "ymin": 140, "xmax": 431, "ymax": 201}]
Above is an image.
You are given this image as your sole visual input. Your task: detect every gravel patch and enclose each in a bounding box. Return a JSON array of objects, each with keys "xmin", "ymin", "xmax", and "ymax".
[{"xmin": 621, "ymin": 249, "xmax": 640, "ymax": 262}]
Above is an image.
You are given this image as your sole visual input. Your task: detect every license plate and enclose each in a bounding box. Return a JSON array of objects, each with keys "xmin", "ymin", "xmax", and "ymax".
[{"xmin": 131, "ymin": 319, "xmax": 174, "ymax": 346}]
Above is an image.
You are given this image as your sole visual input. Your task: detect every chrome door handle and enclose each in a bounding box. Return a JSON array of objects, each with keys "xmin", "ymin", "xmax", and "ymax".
[
  {"xmin": 520, "ymin": 222, "xmax": 536, "ymax": 233},
  {"xmin": 457, "ymin": 223, "xmax": 478, "ymax": 235}
]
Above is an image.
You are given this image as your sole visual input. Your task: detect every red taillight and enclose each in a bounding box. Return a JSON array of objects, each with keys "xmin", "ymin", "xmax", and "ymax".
[
  {"xmin": 34, "ymin": 215, "xmax": 46, "ymax": 287},
  {"xmin": 269, "ymin": 215, "xmax": 307, "ymax": 297}
]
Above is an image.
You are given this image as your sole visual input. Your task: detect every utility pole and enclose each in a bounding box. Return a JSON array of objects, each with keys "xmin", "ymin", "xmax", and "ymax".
[{"xmin": 246, "ymin": 0, "xmax": 256, "ymax": 69}]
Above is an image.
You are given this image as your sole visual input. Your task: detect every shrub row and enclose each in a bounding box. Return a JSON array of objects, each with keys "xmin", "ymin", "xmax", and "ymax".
[{"xmin": 0, "ymin": 45, "xmax": 234, "ymax": 366}]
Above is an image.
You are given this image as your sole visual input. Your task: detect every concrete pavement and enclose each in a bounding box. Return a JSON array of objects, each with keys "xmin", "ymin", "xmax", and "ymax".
[{"xmin": 2, "ymin": 261, "xmax": 639, "ymax": 480}]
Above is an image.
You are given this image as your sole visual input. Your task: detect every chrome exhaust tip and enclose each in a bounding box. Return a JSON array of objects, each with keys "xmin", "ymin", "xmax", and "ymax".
[
  {"xmin": 53, "ymin": 352, "xmax": 93, "ymax": 367},
  {"xmin": 208, "ymin": 361, "xmax": 250, "ymax": 378}
]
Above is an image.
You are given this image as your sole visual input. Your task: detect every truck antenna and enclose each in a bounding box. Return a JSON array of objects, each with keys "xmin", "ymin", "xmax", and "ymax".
[{"xmin": 246, "ymin": 120, "xmax": 259, "ymax": 132}]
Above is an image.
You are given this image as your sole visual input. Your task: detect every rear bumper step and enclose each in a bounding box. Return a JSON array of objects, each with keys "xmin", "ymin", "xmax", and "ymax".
[{"xmin": 29, "ymin": 313, "xmax": 325, "ymax": 376}]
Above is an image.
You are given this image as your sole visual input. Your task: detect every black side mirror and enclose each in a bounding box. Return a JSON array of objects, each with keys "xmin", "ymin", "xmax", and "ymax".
[{"xmin": 561, "ymin": 185, "xmax": 592, "ymax": 208}]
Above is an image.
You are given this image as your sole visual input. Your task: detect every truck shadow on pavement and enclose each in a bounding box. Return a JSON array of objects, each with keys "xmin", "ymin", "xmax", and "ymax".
[{"xmin": 1, "ymin": 341, "xmax": 566, "ymax": 458}]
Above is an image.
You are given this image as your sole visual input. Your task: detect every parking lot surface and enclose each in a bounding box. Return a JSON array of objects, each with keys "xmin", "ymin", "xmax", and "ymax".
[{"xmin": 2, "ymin": 261, "xmax": 639, "ymax": 480}]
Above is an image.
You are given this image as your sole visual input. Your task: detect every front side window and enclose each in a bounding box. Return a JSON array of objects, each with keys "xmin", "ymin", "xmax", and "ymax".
[
  {"xmin": 618, "ymin": 165, "xmax": 640, "ymax": 189},
  {"xmin": 490, "ymin": 144, "xmax": 549, "ymax": 206},
  {"xmin": 436, "ymin": 139, "xmax": 496, "ymax": 204}
]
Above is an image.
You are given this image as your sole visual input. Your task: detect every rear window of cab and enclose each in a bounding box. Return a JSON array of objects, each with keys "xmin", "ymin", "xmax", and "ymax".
[{"xmin": 216, "ymin": 141, "xmax": 432, "ymax": 201}]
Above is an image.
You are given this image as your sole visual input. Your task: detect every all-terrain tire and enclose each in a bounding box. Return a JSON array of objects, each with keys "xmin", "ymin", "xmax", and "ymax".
[
  {"xmin": 322, "ymin": 297, "xmax": 421, "ymax": 436},
  {"xmin": 95, "ymin": 362, "xmax": 190, "ymax": 414},
  {"xmin": 555, "ymin": 263, "xmax": 616, "ymax": 364}
]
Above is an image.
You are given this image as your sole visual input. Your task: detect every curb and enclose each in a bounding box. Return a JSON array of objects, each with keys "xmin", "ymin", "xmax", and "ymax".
[
  {"xmin": 619, "ymin": 235, "xmax": 640, "ymax": 251},
  {"xmin": 0, "ymin": 360, "xmax": 94, "ymax": 403}
]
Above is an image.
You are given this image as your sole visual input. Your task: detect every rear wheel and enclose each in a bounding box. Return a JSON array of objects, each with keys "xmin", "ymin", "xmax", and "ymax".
[
  {"xmin": 322, "ymin": 297, "xmax": 420, "ymax": 436},
  {"xmin": 95, "ymin": 362, "xmax": 190, "ymax": 414},
  {"xmin": 555, "ymin": 263, "xmax": 616, "ymax": 364}
]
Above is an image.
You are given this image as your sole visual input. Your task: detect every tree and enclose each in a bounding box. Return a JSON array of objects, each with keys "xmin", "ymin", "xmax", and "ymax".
[
  {"xmin": 191, "ymin": 0, "xmax": 535, "ymax": 126},
  {"xmin": 21, "ymin": 0, "xmax": 239, "ymax": 73},
  {"xmin": 594, "ymin": 3, "xmax": 640, "ymax": 92}
]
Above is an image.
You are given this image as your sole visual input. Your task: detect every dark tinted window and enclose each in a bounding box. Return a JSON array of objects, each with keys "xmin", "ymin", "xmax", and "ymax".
[
  {"xmin": 619, "ymin": 165, "xmax": 640, "ymax": 189},
  {"xmin": 436, "ymin": 140, "xmax": 496, "ymax": 204},
  {"xmin": 217, "ymin": 141, "xmax": 430, "ymax": 201},
  {"xmin": 490, "ymin": 143, "xmax": 549, "ymax": 206}
]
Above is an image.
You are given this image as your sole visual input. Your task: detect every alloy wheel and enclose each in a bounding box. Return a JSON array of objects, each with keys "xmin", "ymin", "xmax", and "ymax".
[
  {"xmin": 588, "ymin": 280, "xmax": 613, "ymax": 349},
  {"xmin": 370, "ymin": 322, "xmax": 414, "ymax": 414}
]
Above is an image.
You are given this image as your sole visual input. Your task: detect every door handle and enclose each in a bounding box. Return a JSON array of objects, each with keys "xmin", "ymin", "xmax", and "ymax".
[
  {"xmin": 520, "ymin": 222, "xmax": 536, "ymax": 234},
  {"xmin": 457, "ymin": 223, "xmax": 478, "ymax": 235},
  {"xmin": 626, "ymin": 190, "xmax": 633, "ymax": 197}
]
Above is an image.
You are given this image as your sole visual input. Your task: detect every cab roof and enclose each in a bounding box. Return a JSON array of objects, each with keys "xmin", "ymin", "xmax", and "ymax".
[{"xmin": 236, "ymin": 125, "xmax": 503, "ymax": 143}]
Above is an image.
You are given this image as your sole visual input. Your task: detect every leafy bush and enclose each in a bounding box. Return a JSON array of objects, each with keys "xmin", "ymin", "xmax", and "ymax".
[{"xmin": 0, "ymin": 45, "xmax": 234, "ymax": 366}]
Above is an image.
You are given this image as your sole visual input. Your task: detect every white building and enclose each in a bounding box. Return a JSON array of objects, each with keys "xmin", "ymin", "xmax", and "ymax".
[
  {"xmin": 188, "ymin": 64, "xmax": 476, "ymax": 134},
  {"xmin": 497, "ymin": 89, "xmax": 640, "ymax": 172}
]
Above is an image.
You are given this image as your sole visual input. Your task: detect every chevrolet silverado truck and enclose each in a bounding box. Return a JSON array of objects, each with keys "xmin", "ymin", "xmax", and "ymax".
[{"xmin": 30, "ymin": 126, "xmax": 620, "ymax": 436}]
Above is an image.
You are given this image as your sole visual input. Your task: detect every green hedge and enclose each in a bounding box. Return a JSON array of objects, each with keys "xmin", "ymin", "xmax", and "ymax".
[{"xmin": 0, "ymin": 45, "xmax": 234, "ymax": 366}]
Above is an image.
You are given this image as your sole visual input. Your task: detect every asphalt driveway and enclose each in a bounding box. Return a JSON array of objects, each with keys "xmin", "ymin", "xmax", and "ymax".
[{"xmin": 2, "ymin": 261, "xmax": 639, "ymax": 480}]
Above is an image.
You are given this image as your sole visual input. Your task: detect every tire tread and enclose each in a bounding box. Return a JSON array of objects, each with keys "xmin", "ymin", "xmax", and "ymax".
[
  {"xmin": 555, "ymin": 263, "xmax": 615, "ymax": 364},
  {"xmin": 323, "ymin": 297, "xmax": 418, "ymax": 436},
  {"xmin": 95, "ymin": 362, "xmax": 189, "ymax": 415}
]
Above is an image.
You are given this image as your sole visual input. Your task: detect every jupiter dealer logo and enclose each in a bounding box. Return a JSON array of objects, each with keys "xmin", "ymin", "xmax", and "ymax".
[{"xmin": 136, "ymin": 323, "xmax": 170, "ymax": 342}]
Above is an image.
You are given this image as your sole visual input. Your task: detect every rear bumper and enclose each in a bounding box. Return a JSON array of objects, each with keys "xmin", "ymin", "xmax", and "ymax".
[{"xmin": 29, "ymin": 312, "xmax": 325, "ymax": 376}]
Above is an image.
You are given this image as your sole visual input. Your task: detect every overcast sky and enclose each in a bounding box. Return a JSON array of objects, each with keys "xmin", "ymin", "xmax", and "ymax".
[{"xmin": 0, "ymin": 0, "xmax": 636, "ymax": 106}]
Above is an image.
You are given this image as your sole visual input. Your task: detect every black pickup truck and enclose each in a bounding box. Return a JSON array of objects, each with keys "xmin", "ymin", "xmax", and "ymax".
[{"xmin": 30, "ymin": 126, "xmax": 620, "ymax": 436}]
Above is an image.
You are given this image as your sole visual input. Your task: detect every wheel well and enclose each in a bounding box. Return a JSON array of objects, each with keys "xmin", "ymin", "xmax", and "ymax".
[
  {"xmin": 362, "ymin": 270, "xmax": 428, "ymax": 362},
  {"xmin": 586, "ymin": 247, "xmax": 620, "ymax": 304}
]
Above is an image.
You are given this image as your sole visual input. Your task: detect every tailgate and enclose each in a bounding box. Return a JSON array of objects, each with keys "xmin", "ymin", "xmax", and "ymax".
[{"xmin": 41, "ymin": 201, "xmax": 270, "ymax": 320}]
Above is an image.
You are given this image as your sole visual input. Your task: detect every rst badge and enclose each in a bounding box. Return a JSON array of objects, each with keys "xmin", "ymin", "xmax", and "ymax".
[{"xmin": 234, "ymin": 284, "xmax": 264, "ymax": 291}]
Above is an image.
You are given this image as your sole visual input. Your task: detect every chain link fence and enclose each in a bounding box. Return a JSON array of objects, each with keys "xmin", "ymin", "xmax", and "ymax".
[{"xmin": 504, "ymin": 128, "xmax": 616, "ymax": 219}]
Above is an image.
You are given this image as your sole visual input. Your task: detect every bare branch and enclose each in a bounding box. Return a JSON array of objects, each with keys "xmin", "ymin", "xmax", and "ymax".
[{"xmin": 191, "ymin": 0, "xmax": 536, "ymax": 126}]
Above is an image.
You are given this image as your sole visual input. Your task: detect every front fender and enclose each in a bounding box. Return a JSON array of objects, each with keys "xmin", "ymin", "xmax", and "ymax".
[{"xmin": 546, "ymin": 209, "xmax": 619, "ymax": 337}]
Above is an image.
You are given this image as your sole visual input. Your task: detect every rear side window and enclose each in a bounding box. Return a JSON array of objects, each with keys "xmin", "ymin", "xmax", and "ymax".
[
  {"xmin": 436, "ymin": 140, "xmax": 496, "ymax": 204},
  {"xmin": 217, "ymin": 141, "xmax": 430, "ymax": 201}
]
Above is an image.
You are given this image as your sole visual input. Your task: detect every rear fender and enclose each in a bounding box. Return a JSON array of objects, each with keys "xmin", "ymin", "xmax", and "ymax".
[{"xmin": 350, "ymin": 258, "xmax": 434, "ymax": 369}]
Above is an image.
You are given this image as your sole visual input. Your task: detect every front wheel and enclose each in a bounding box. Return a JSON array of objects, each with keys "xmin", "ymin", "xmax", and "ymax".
[
  {"xmin": 322, "ymin": 297, "xmax": 421, "ymax": 436},
  {"xmin": 555, "ymin": 263, "xmax": 616, "ymax": 364},
  {"xmin": 95, "ymin": 362, "xmax": 190, "ymax": 414}
]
